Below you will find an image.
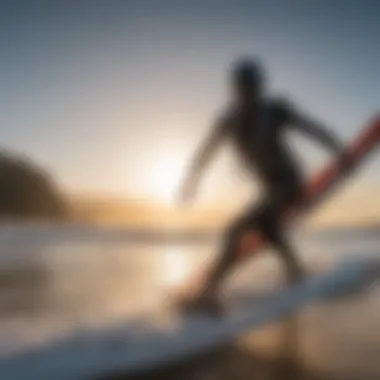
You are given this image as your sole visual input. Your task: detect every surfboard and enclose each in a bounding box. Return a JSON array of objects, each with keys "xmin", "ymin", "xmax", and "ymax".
[{"xmin": 0, "ymin": 257, "xmax": 378, "ymax": 380}]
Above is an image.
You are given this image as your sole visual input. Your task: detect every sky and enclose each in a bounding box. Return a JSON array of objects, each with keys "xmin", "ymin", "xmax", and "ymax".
[{"xmin": 0, "ymin": 0, "xmax": 379, "ymax": 212}]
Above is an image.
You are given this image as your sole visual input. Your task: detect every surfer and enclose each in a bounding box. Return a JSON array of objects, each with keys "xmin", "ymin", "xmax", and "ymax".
[{"xmin": 179, "ymin": 57, "xmax": 350, "ymax": 314}]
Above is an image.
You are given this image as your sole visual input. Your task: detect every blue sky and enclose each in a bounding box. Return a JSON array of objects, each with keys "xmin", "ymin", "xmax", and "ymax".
[{"xmin": 0, "ymin": 0, "xmax": 378, "ymax": 206}]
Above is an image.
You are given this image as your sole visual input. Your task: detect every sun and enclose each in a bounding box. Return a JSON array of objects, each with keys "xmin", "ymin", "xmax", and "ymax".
[{"xmin": 150, "ymin": 150, "xmax": 185, "ymax": 203}]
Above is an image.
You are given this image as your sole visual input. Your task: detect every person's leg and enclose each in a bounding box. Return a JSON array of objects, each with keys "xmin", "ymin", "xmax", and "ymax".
[
  {"xmin": 200, "ymin": 211, "xmax": 255, "ymax": 297},
  {"xmin": 264, "ymin": 224, "xmax": 304, "ymax": 285},
  {"xmin": 197, "ymin": 184, "xmax": 303, "ymax": 299},
  {"xmin": 257, "ymin": 183, "xmax": 305, "ymax": 285},
  {"xmin": 183, "ymin": 181, "xmax": 304, "ymax": 314}
]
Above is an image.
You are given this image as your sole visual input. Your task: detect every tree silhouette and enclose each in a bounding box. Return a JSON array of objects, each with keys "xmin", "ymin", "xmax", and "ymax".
[{"xmin": 0, "ymin": 151, "xmax": 67, "ymax": 220}]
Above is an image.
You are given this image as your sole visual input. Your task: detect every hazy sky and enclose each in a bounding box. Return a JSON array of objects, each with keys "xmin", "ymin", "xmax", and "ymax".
[{"xmin": 0, "ymin": 0, "xmax": 379, "ymax": 206}]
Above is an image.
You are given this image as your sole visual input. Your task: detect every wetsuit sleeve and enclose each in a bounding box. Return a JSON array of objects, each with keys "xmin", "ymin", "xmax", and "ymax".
[
  {"xmin": 187, "ymin": 109, "xmax": 231, "ymax": 174},
  {"xmin": 272, "ymin": 98, "xmax": 295, "ymax": 125},
  {"xmin": 285, "ymin": 102, "xmax": 345, "ymax": 154}
]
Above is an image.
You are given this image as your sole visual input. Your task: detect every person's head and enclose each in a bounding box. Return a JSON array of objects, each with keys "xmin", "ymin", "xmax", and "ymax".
[{"xmin": 230, "ymin": 57, "xmax": 265, "ymax": 105}]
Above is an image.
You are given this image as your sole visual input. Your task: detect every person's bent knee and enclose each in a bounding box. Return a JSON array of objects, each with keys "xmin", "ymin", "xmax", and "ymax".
[
  {"xmin": 254, "ymin": 211, "xmax": 276, "ymax": 240},
  {"xmin": 221, "ymin": 220, "xmax": 252, "ymax": 261}
]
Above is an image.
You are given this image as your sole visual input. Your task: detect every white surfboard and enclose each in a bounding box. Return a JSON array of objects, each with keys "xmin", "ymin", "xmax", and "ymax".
[{"xmin": 0, "ymin": 257, "xmax": 378, "ymax": 380}]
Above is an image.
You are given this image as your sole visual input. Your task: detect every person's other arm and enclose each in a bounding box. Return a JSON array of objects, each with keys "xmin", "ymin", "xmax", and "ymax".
[
  {"xmin": 179, "ymin": 117, "xmax": 228, "ymax": 203},
  {"xmin": 288, "ymin": 105, "xmax": 354, "ymax": 174},
  {"xmin": 290, "ymin": 108, "xmax": 345, "ymax": 155}
]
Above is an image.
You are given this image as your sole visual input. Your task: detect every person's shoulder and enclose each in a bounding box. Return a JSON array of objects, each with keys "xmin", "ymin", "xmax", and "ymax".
[
  {"xmin": 216, "ymin": 103, "xmax": 238, "ymax": 126},
  {"xmin": 268, "ymin": 95, "xmax": 294, "ymax": 113},
  {"xmin": 267, "ymin": 95, "xmax": 296, "ymax": 121}
]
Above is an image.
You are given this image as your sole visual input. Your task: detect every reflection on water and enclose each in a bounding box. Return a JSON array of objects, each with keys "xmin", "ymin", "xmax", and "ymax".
[
  {"xmin": 161, "ymin": 246, "xmax": 192, "ymax": 288},
  {"xmin": 0, "ymin": 231, "xmax": 216, "ymax": 355}
]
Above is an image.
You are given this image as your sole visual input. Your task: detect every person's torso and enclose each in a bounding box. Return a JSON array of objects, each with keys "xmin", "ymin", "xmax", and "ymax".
[{"xmin": 223, "ymin": 98, "xmax": 302, "ymax": 187}]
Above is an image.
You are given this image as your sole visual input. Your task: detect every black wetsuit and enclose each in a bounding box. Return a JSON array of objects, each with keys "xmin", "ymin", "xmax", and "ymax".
[
  {"xmin": 183, "ymin": 92, "xmax": 345, "ymax": 314},
  {"xmin": 224, "ymin": 98, "xmax": 303, "ymax": 231},
  {"xmin": 206, "ymin": 98, "xmax": 305, "ymax": 293}
]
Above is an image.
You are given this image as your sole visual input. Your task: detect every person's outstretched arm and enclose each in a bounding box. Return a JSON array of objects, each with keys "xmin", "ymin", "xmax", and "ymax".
[
  {"xmin": 179, "ymin": 117, "xmax": 228, "ymax": 203},
  {"xmin": 288, "ymin": 105, "xmax": 353, "ymax": 174},
  {"xmin": 291, "ymin": 109, "xmax": 345, "ymax": 155}
]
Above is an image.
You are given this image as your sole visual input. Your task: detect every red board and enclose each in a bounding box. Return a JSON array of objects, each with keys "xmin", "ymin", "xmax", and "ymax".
[{"xmin": 236, "ymin": 114, "xmax": 380, "ymax": 261}]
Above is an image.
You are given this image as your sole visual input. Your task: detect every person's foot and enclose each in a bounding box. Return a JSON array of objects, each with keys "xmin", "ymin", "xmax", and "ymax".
[
  {"xmin": 177, "ymin": 291, "xmax": 224, "ymax": 318},
  {"xmin": 285, "ymin": 266, "xmax": 306, "ymax": 286}
]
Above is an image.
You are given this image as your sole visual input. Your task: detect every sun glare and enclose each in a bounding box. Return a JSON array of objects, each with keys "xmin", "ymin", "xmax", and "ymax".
[
  {"xmin": 150, "ymin": 151, "xmax": 185, "ymax": 203},
  {"xmin": 161, "ymin": 246, "xmax": 191, "ymax": 288}
]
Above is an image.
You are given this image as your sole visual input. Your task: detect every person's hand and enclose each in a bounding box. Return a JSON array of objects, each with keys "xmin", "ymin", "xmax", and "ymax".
[{"xmin": 178, "ymin": 176, "xmax": 197, "ymax": 205}]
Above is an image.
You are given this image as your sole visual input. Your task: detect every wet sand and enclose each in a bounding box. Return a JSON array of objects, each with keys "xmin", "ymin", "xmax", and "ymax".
[
  {"xmin": 99, "ymin": 315, "xmax": 319, "ymax": 380},
  {"xmin": 100, "ymin": 291, "xmax": 380, "ymax": 380},
  {"xmin": 102, "ymin": 344, "xmax": 323, "ymax": 380}
]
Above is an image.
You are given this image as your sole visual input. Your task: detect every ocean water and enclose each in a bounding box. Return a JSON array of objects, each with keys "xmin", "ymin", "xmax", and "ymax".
[{"xmin": 0, "ymin": 224, "xmax": 379, "ymax": 378}]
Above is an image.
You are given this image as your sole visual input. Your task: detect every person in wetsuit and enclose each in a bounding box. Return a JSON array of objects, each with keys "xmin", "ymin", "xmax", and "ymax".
[{"xmin": 179, "ymin": 58, "xmax": 348, "ymax": 314}]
